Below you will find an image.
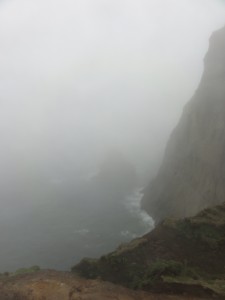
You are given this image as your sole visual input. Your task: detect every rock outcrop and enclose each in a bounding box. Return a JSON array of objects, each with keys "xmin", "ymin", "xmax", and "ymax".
[{"xmin": 142, "ymin": 25, "xmax": 225, "ymax": 223}]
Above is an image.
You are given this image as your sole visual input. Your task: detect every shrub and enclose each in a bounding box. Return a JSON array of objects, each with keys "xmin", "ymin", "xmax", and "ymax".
[
  {"xmin": 150, "ymin": 260, "xmax": 182, "ymax": 277},
  {"xmin": 71, "ymin": 258, "xmax": 99, "ymax": 279}
]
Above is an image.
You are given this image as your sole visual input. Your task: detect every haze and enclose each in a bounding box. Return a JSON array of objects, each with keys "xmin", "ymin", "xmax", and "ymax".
[{"xmin": 0, "ymin": 0, "xmax": 225, "ymax": 271}]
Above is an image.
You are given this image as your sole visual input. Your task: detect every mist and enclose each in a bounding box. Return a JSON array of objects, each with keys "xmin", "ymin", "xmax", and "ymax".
[{"xmin": 0, "ymin": 0, "xmax": 225, "ymax": 272}]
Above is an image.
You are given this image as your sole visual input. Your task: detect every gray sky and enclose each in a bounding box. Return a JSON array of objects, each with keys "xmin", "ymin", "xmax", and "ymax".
[{"xmin": 0, "ymin": 0, "xmax": 225, "ymax": 184}]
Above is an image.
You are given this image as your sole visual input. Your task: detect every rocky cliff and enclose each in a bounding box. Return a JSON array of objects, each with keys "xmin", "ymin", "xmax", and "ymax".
[{"xmin": 142, "ymin": 25, "xmax": 225, "ymax": 223}]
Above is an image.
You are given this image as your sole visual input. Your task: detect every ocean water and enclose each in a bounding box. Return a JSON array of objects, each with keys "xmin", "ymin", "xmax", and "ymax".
[{"xmin": 0, "ymin": 177, "xmax": 154, "ymax": 273}]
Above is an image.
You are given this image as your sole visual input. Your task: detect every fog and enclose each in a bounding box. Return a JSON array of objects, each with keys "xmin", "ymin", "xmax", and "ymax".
[{"xmin": 0, "ymin": 0, "xmax": 225, "ymax": 272}]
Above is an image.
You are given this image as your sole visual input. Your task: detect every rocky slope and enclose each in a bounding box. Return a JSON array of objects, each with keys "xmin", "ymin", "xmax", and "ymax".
[
  {"xmin": 142, "ymin": 25, "xmax": 225, "ymax": 223},
  {"xmin": 73, "ymin": 203, "xmax": 225, "ymax": 299}
]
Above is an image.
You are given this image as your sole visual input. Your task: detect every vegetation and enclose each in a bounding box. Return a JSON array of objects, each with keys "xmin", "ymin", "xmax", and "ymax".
[
  {"xmin": 175, "ymin": 206, "xmax": 225, "ymax": 249},
  {"xmin": 0, "ymin": 266, "xmax": 41, "ymax": 278},
  {"xmin": 14, "ymin": 265, "xmax": 41, "ymax": 276},
  {"xmin": 72, "ymin": 203, "xmax": 225, "ymax": 298},
  {"xmin": 71, "ymin": 258, "xmax": 99, "ymax": 279}
]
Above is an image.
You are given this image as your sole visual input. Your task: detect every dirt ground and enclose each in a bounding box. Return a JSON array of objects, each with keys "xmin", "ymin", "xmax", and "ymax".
[{"xmin": 0, "ymin": 270, "xmax": 221, "ymax": 300}]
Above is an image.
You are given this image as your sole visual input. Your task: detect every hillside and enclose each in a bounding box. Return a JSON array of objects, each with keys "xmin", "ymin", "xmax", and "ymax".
[
  {"xmin": 142, "ymin": 25, "xmax": 225, "ymax": 223},
  {"xmin": 73, "ymin": 203, "xmax": 225, "ymax": 299}
]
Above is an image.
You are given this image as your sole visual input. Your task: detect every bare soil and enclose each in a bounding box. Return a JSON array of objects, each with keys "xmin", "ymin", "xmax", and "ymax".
[{"xmin": 0, "ymin": 270, "xmax": 217, "ymax": 300}]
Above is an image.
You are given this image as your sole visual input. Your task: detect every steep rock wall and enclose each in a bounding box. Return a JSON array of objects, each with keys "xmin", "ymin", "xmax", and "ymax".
[{"xmin": 142, "ymin": 25, "xmax": 225, "ymax": 223}]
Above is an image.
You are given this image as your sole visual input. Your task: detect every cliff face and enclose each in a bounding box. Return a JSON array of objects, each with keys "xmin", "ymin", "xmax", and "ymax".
[{"xmin": 142, "ymin": 25, "xmax": 225, "ymax": 223}]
